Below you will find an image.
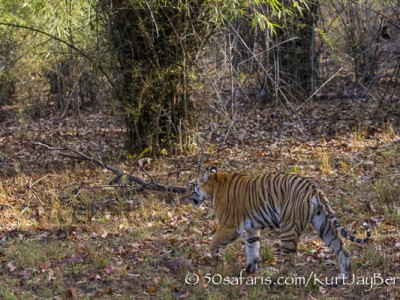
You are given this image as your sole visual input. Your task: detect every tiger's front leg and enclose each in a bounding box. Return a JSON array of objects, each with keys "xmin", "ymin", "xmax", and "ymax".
[
  {"xmin": 210, "ymin": 226, "xmax": 239, "ymax": 261},
  {"xmin": 244, "ymin": 229, "xmax": 261, "ymax": 273}
]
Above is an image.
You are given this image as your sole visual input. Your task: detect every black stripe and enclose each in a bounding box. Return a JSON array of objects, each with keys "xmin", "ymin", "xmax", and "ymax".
[
  {"xmin": 247, "ymin": 237, "xmax": 260, "ymax": 243},
  {"xmin": 281, "ymin": 247, "xmax": 297, "ymax": 253}
]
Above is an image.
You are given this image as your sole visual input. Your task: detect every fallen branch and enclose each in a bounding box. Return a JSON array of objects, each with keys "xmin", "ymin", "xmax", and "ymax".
[
  {"xmin": 0, "ymin": 203, "xmax": 13, "ymax": 209},
  {"xmin": 34, "ymin": 142, "xmax": 187, "ymax": 194}
]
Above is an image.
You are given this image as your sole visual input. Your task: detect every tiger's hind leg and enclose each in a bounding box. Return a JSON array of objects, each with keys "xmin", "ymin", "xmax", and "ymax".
[
  {"xmin": 244, "ymin": 229, "xmax": 261, "ymax": 273},
  {"xmin": 210, "ymin": 226, "xmax": 239, "ymax": 261},
  {"xmin": 311, "ymin": 209, "xmax": 351, "ymax": 279},
  {"xmin": 279, "ymin": 223, "xmax": 303, "ymax": 274}
]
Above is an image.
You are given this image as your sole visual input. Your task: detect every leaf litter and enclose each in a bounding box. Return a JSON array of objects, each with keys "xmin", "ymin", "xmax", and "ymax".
[{"xmin": 0, "ymin": 96, "xmax": 399, "ymax": 298}]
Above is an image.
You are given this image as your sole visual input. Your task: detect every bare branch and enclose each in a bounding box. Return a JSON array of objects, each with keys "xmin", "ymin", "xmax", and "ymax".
[
  {"xmin": 196, "ymin": 135, "xmax": 205, "ymax": 177},
  {"xmin": 126, "ymin": 174, "xmax": 186, "ymax": 194},
  {"xmin": 34, "ymin": 142, "xmax": 187, "ymax": 194},
  {"xmin": 0, "ymin": 22, "xmax": 119, "ymax": 100},
  {"xmin": 34, "ymin": 142, "xmax": 123, "ymax": 176},
  {"xmin": 138, "ymin": 158, "xmax": 154, "ymax": 182},
  {"xmin": 296, "ymin": 67, "xmax": 344, "ymax": 111},
  {"xmin": 0, "ymin": 203, "xmax": 13, "ymax": 209}
]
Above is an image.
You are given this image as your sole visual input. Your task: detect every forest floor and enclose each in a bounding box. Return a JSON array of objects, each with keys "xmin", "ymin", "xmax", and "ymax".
[{"xmin": 0, "ymin": 93, "xmax": 399, "ymax": 299}]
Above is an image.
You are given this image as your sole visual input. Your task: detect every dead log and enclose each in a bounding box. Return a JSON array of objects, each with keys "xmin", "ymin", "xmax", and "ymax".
[{"xmin": 34, "ymin": 142, "xmax": 187, "ymax": 194}]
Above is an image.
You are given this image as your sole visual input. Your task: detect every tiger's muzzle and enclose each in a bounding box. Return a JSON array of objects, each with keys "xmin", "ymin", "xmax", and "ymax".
[{"xmin": 189, "ymin": 192, "xmax": 202, "ymax": 207}]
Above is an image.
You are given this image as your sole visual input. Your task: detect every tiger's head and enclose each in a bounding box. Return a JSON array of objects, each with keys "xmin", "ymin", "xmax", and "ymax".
[{"xmin": 188, "ymin": 167, "xmax": 217, "ymax": 208}]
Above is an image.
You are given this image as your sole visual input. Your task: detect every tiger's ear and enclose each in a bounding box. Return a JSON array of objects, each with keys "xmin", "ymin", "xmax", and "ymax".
[
  {"xmin": 202, "ymin": 167, "xmax": 217, "ymax": 182},
  {"xmin": 203, "ymin": 168, "xmax": 211, "ymax": 182}
]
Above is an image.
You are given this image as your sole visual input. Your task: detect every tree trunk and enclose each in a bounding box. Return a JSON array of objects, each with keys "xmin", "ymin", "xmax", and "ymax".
[
  {"xmin": 101, "ymin": 0, "xmax": 194, "ymax": 154},
  {"xmin": 276, "ymin": 2, "xmax": 319, "ymax": 98}
]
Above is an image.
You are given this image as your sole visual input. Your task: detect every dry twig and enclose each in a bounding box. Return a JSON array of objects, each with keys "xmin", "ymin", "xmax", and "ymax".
[
  {"xmin": 34, "ymin": 142, "xmax": 187, "ymax": 194},
  {"xmin": 0, "ymin": 203, "xmax": 13, "ymax": 209}
]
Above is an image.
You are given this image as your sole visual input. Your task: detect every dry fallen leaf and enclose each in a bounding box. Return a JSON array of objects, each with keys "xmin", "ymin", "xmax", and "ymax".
[
  {"xmin": 104, "ymin": 287, "xmax": 114, "ymax": 295},
  {"xmin": 172, "ymin": 288, "xmax": 191, "ymax": 299},
  {"xmin": 145, "ymin": 286, "xmax": 157, "ymax": 294},
  {"xmin": 266, "ymin": 258, "xmax": 278, "ymax": 266},
  {"xmin": 48, "ymin": 269, "xmax": 57, "ymax": 281},
  {"xmin": 6, "ymin": 262, "xmax": 16, "ymax": 272},
  {"xmin": 65, "ymin": 287, "xmax": 79, "ymax": 299},
  {"xmin": 162, "ymin": 257, "xmax": 193, "ymax": 274}
]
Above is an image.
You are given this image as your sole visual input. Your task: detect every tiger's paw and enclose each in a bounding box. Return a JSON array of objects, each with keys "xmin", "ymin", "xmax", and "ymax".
[{"xmin": 245, "ymin": 257, "xmax": 260, "ymax": 274}]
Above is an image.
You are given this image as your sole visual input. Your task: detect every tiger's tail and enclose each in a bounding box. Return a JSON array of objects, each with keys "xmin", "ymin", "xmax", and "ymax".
[{"xmin": 333, "ymin": 219, "xmax": 371, "ymax": 243}]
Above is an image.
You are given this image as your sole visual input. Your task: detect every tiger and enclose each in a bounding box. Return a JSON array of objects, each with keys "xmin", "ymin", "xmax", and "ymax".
[{"xmin": 188, "ymin": 167, "xmax": 371, "ymax": 279}]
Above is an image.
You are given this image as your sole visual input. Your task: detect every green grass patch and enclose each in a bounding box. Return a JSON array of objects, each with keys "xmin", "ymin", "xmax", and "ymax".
[
  {"xmin": 4, "ymin": 240, "xmax": 73, "ymax": 269},
  {"xmin": 0, "ymin": 284, "xmax": 17, "ymax": 300}
]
